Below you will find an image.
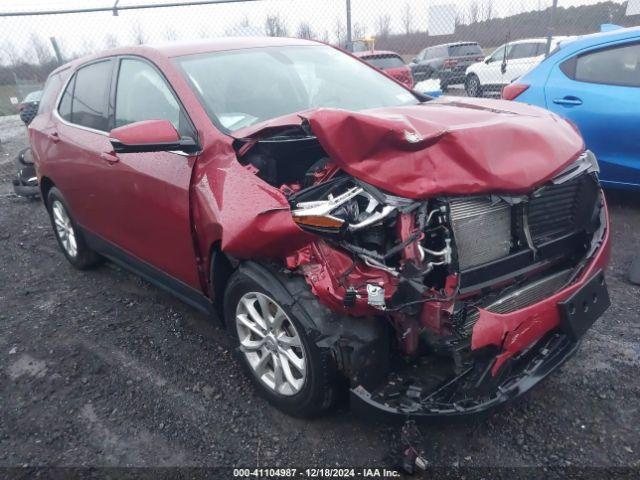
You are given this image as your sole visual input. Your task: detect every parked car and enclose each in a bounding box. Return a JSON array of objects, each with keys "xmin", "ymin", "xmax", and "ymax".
[
  {"xmin": 465, "ymin": 37, "xmax": 570, "ymax": 97},
  {"xmin": 410, "ymin": 42, "xmax": 484, "ymax": 90},
  {"xmin": 17, "ymin": 90, "xmax": 42, "ymax": 125},
  {"xmin": 502, "ymin": 26, "xmax": 640, "ymax": 190},
  {"xmin": 29, "ymin": 37, "xmax": 610, "ymax": 420},
  {"xmin": 353, "ymin": 50, "xmax": 414, "ymax": 88},
  {"xmin": 12, "ymin": 147, "xmax": 39, "ymax": 198}
]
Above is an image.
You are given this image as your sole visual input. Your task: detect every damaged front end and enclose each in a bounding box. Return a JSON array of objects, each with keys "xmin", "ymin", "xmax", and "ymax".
[{"xmin": 231, "ymin": 104, "xmax": 611, "ymax": 420}]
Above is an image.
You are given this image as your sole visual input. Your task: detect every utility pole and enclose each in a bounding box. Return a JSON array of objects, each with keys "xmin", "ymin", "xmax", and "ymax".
[
  {"xmin": 346, "ymin": 0, "xmax": 352, "ymax": 52},
  {"xmin": 545, "ymin": 0, "xmax": 559, "ymax": 56}
]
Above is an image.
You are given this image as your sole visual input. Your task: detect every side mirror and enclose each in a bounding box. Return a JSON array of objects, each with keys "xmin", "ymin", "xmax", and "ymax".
[
  {"xmin": 411, "ymin": 58, "xmax": 418, "ymax": 64},
  {"xmin": 109, "ymin": 119, "xmax": 199, "ymax": 154},
  {"xmin": 484, "ymin": 56, "xmax": 492, "ymax": 64}
]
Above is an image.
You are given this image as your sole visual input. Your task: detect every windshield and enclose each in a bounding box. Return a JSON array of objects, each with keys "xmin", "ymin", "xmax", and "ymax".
[
  {"xmin": 365, "ymin": 55, "xmax": 405, "ymax": 69},
  {"xmin": 176, "ymin": 45, "xmax": 419, "ymax": 132}
]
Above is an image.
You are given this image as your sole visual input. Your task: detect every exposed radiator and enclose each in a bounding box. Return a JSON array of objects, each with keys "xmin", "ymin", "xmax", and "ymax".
[
  {"xmin": 449, "ymin": 197, "xmax": 512, "ymax": 270},
  {"xmin": 528, "ymin": 174, "xmax": 599, "ymax": 245},
  {"xmin": 462, "ymin": 268, "xmax": 574, "ymax": 335}
]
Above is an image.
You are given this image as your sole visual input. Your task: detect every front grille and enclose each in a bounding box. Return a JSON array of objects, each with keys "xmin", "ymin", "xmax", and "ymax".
[
  {"xmin": 528, "ymin": 174, "xmax": 600, "ymax": 245},
  {"xmin": 449, "ymin": 197, "xmax": 512, "ymax": 270},
  {"xmin": 462, "ymin": 268, "xmax": 573, "ymax": 335}
]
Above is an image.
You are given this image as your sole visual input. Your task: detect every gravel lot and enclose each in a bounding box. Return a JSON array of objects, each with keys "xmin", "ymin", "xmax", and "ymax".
[{"xmin": 1, "ymin": 117, "xmax": 639, "ymax": 474}]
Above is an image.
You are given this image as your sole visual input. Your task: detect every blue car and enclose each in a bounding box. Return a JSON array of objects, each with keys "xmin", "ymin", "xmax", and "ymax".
[{"xmin": 502, "ymin": 26, "xmax": 640, "ymax": 190}]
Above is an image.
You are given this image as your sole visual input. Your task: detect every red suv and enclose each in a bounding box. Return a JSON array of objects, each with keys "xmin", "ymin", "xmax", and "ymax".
[
  {"xmin": 29, "ymin": 37, "xmax": 611, "ymax": 420},
  {"xmin": 353, "ymin": 50, "xmax": 414, "ymax": 88}
]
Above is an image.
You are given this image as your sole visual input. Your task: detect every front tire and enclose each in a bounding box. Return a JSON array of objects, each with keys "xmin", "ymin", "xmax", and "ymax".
[
  {"xmin": 465, "ymin": 73, "xmax": 483, "ymax": 97},
  {"xmin": 47, "ymin": 187, "xmax": 101, "ymax": 270},
  {"xmin": 224, "ymin": 265, "xmax": 339, "ymax": 417}
]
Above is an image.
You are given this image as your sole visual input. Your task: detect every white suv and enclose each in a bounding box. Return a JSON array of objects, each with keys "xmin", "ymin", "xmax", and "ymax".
[{"xmin": 465, "ymin": 37, "xmax": 570, "ymax": 97}]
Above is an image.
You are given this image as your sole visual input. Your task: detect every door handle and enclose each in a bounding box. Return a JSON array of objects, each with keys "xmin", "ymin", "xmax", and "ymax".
[
  {"xmin": 101, "ymin": 152, "xmax": 119, "ymax": 164},
  {"xmin": 47, "ymin": 132, "xmax": 60, "ymax": 143},
  {"xmin": 553, "ymin": 96, "xmax": 583, "ymax": 106}
]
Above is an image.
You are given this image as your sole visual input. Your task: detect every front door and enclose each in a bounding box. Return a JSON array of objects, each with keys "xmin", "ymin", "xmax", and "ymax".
[{"xmin": 102, "ymin": 57, "xmax": 201, "ymax": 288}]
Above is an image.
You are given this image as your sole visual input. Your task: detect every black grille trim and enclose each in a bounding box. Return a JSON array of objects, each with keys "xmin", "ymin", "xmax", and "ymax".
[{"xmin": 527, "ymin": 174, "xmax": 600, "ymax": 245}]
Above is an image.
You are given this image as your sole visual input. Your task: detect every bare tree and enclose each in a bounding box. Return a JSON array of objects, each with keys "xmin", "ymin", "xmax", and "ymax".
[
  {"xmin": 29, "ymin": 34, "xmax": 53, "ymax": 65},
  {"xmin": 0, "ymin": 41, "xmax": 21, "ymax": 66},
  {"xmin": 352, "ymin": 22, "xmax": 366, "ymax": 40},
  {"xmin": 265, "ymin": 14, "xmax": 288, "ymax": 37},
  {"xmin": 296, "ymin": 22, "xmax": 315, "ymax": 40},
  {"xmin": 481, "ymin": 0, "xmax": 494, "ymax": 21},
  {"xmin": 79, "ymin": 39, "xmax": 96, "ymax": 57},
  {"xmin": 104, "ymin": 33, "xmax": 119, "ymax": 49},
  {"xmin": 163, "ymin": 27, "xmax": 178, "ymax": 41},
  {"xmin": 375, "ymin": 14, "xmax": 392, "ymax": 38},
  {"xmin": 401, "ymin": 3, "xmax": 413, "ymax": 35},
  {"xmin": 320, "ymin": 29, "xmax": 330, "ymax": 43},
  {"xmin": 334, "ymin": 18, "xmax": 346, "ymax": 46},
  {"xmin": 131, "ymin": 22, "xmax": 146, "ymax": 45},
  {"xmin": 469, "ymin": 1, "xmax": 480, "ymax": 23}
]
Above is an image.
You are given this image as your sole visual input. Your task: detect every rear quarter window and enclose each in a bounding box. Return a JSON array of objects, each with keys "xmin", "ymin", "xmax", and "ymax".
[{"xmin": 38, "ymin": 73, "xmax": 64, "ymax": 114}]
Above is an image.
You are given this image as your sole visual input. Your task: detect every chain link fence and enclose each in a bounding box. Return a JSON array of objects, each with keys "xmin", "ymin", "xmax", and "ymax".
[{"xmin": 0, "ymin": 0, "xmax": 639, "ymax": 115}]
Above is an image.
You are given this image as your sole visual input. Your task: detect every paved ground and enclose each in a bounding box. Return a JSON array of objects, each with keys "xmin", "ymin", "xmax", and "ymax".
[{"xmin": 0, "ymin": 119, "xmax": 639, "ymax": 474}]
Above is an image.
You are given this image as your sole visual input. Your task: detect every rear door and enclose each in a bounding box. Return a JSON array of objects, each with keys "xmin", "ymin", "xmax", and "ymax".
[
  {"xmin": 545, "ymin": 40, "xmax": 640, "ymax": 187},
  {"xmin": 48, "ymin": 59, "xmax": 117, "ymax": 236},
  {"xmin": 103, "ymin": 56, "xmax": 201, "ymax": 288}
]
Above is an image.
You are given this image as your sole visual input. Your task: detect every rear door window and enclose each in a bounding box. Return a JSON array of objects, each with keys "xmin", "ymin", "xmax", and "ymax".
[
  {"xmin": 573, "ymin": 42, "xmax": 640, "ymax": 87},
  {"xmin": 66, "ymin": 60, "xmax": 113, "ymax": 131},
  {"xmin": 509, "ymin": 43, "xmax": 542, "ymax": 60}
]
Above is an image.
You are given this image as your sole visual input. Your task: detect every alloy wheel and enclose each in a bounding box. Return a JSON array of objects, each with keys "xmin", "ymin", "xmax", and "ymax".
[
  {"xmin": 235, "ymin": 292, "xmax": 307, "ymax": 396},
  {"xmin": 52, "ymin": 200, "xmax": 78, "ymax": 258},
  {"xmin": 467, "ymin": 76, "xmax": 480, "ymax": 97}
]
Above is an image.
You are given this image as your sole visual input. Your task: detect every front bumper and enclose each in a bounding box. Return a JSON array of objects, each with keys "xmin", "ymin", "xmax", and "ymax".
[
  {"xmin": 351, "ymin": 332, "xmax": 579, "ymax": 421},
  {"xmin": 350, "ymin": 201, "xmax": 610, "ymax": 421}
]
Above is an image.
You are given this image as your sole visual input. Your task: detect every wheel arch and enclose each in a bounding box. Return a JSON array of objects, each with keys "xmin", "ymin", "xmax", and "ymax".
[
  {"xmin": 39, "ymin": 176, "xmax": 55, "ymax": 208},
  {"xmin": 208, "ymin": 241, "xmax": 236, "ymax": 318}
]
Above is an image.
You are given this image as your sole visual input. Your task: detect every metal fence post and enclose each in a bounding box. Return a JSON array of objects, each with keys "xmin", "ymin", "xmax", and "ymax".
[
  {"xmin": 346, "ymin": 0, "xmax": 352, "ymax": 51},
  {"xmin": 545, "ymin": 0, "xmax": 559, "ymax": 56}
]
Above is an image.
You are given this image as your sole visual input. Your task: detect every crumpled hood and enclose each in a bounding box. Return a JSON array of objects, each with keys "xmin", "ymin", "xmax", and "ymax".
[
  {"xmin": 236, "ymin": 97, "xmax": 585, "ymax": 199},
  {"xmin": 304, "ymin": 98, "xmax": 584, "ymax": 198}
]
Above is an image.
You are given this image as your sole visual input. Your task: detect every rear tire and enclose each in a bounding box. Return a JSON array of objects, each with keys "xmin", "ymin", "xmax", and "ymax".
[
  {"xmin": 224, "ymin": 264, "xmax": 339, "ymax": 417},
  {"xmin": 47, "ymin": 187, "xmax": 101, "ymax": 270}
]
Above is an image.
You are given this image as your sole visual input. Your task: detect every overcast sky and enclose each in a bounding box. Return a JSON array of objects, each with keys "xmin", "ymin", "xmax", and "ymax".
[{"xmin": 0, "ymin": 0, "xmax": 630, "ymax": 63}]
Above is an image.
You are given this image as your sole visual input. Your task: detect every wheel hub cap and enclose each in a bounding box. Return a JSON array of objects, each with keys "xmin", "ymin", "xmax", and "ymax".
[
  {"xmin": 52, "ymin": 200, "xmax": 78, "ymax": 258},
  {"xmin": 235, "ymin": 292, "xmax": 307, "ymax": 396}
]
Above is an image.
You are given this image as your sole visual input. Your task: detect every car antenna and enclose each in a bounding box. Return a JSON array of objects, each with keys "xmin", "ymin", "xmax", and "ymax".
[{"xmin": 501, "ymin": 31, "xmax": 510, "ymax": 75}]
